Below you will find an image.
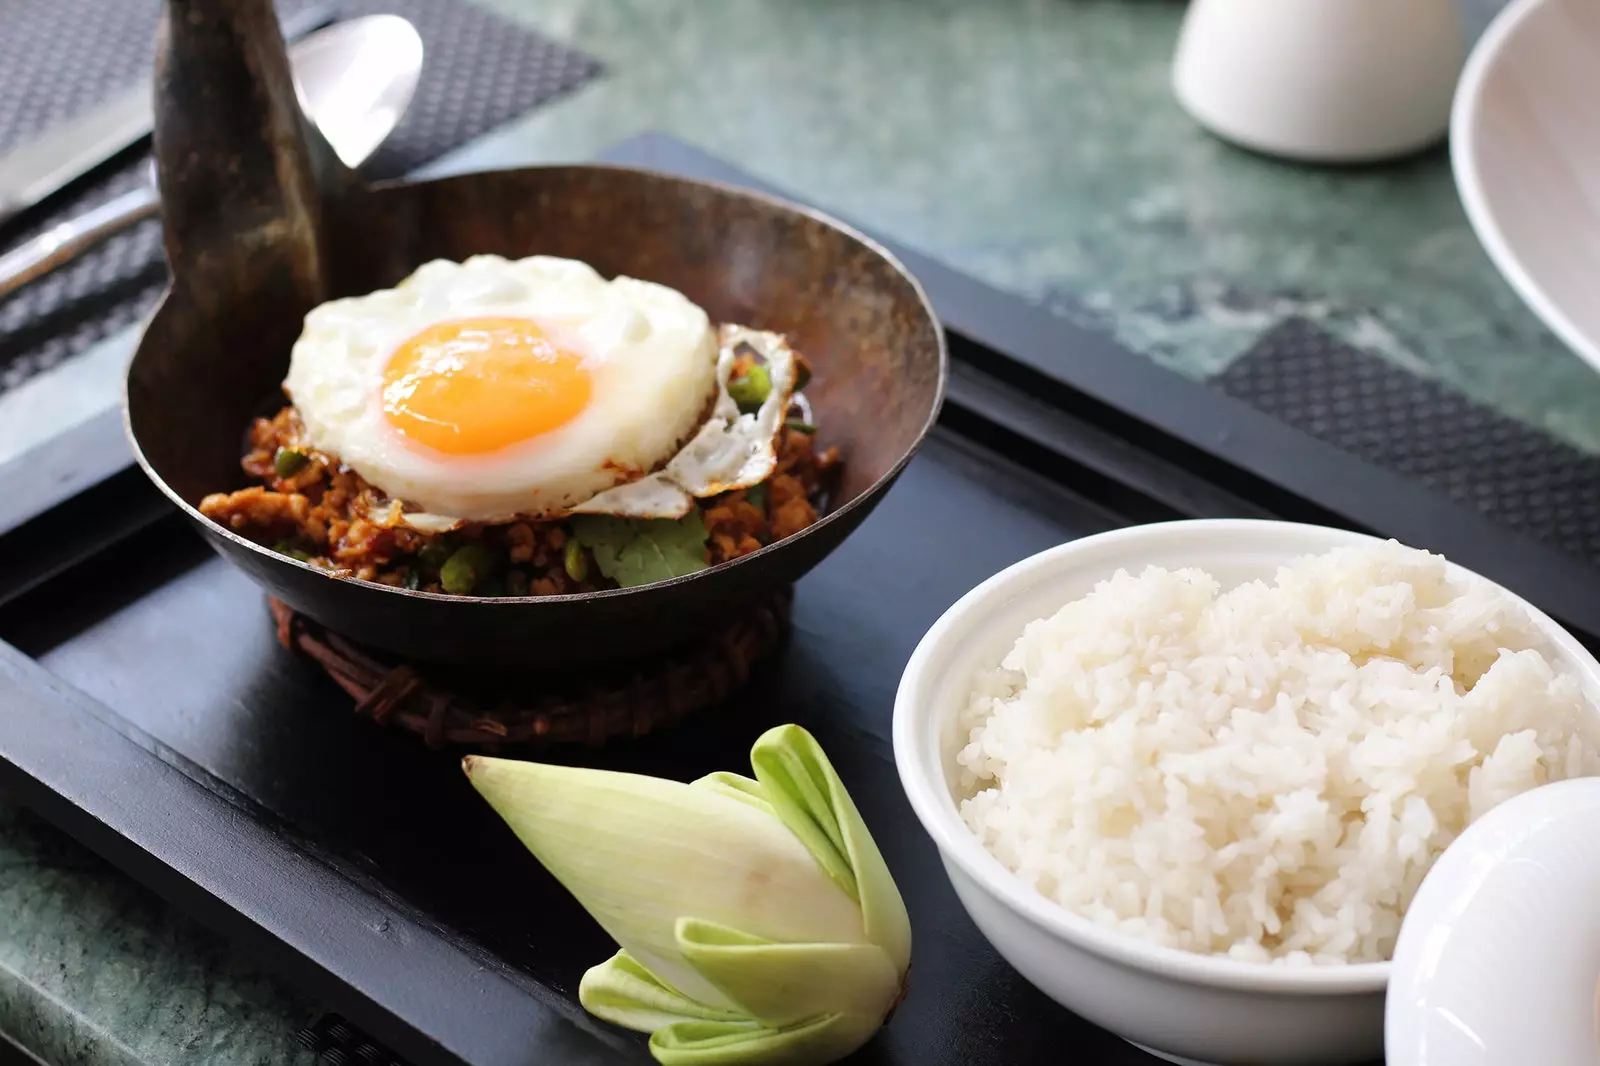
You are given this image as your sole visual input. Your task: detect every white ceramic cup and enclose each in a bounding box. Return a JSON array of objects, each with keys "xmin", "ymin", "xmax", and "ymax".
[{"xmin": 1172, "ymin": 0, "xmax": 1466, "ymax": 163}]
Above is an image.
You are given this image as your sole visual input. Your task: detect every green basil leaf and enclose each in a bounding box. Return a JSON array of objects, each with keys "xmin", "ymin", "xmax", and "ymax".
[{"xmin": 571, "ymin": 512, "xmax": 711, "ymax": 588}]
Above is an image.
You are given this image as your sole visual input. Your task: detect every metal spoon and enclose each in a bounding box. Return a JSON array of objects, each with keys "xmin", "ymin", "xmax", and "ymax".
[{"xmin": 0, "ymin": 15, "xmax": 424, "ymax": 301}]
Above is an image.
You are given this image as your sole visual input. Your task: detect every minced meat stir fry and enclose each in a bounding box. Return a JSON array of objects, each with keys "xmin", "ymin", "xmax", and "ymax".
[{"xmin": 199, "ymin": 399, "xmax": 839, "ymax": 597}]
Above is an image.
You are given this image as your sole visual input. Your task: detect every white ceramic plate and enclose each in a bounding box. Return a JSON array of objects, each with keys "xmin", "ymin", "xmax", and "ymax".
[
  {"xmin": 1452, "ymin": 0, "xmax": 1600, "ymax": 372},
  {"xmin": 1387, "ymin": 778, "xmax": 1600, "ymax": 1066}
]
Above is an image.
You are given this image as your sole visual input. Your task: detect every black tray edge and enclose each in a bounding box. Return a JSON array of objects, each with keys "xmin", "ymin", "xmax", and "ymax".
[
  {"xmin": 0, "ymin": 641, "xmax": 632, "ymax": 1066},
  {"xmin": 0, "ymin": 403, "xmax": 133, "ymax": 539}
]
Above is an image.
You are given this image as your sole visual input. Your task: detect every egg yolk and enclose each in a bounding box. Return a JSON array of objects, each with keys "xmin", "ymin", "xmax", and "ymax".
[{"xmin": 382, "ymin": 317, "xmax": 591, "ymax": 455}]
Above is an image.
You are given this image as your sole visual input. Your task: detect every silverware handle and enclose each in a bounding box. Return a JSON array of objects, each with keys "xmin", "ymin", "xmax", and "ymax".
[
  {"xmin": 0, "ymin": 184, "xmax": 159, "ymax": 300},
  {"xmin": 0, "ymin": 1, "xmax": 336, "ymax": 232}
]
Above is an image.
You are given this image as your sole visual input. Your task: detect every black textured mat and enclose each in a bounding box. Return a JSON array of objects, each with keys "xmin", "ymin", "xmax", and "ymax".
[
  {"xmin": 0, "ymin": 0, "xmax": 601, "ymax": 394},
  {"xmin": 1213, "ymin": 317, "xmax": 1600, "ymax": 564},
  {"xmin": 296, "ymin": 1014, "xmax": 411, "ymax": 1066}
]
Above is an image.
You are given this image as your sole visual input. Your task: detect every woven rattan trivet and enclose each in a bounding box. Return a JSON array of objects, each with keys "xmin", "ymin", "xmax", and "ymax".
[{"xmin": 268, "ymin": 589, "xmax": 792, "ymax": 750}]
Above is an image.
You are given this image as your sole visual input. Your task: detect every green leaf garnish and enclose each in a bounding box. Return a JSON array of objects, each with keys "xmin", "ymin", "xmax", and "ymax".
[{"xmin": 570, "ymin": 512, "xmax": 711, "ymax": 588}]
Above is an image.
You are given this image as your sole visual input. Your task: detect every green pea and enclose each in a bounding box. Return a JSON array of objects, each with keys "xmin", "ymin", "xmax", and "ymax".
[
  {"xmin": 563, "ymin": 538, "xmax": 589, "ymax": 583},
  {"xmin": 728, "ymin": 364, "xmax": 772, "ymax": 413},
  {"xmin": 440, "ymin": 542, "xmax": 497, "ymax": 595},
  {"xmin": 505, "ymin": 569, "xmax": 530, "ymax": 597},
  {"xmin": 784, "ymin": 420, "xmax": 817, "ymax": 434},
  {"xmin": 417, "ymin": 539, "xmax": 455, "ymax": 570},
  {"xmin": 273, "ymin": 447, "xmax": 309, "ymax": 478},
  {"xmin": 745, "ymin": 483, "xmax": 769, "ymax": 513},
  {"xmin": 272, "ymin": 540, "xmax": 311, "ymax": 562}
]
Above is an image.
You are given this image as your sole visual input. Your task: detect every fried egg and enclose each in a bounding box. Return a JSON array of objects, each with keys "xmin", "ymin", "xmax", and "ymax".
[
  {"xmin": 283, "ymin": 256, "xmax": 799, "ymax": 527},
  {"xmin": 569, "ymin": 325, "xmax": 797, "ymax": 519},
  {"xmin": 284, "ymin": 255, "xmax": 719, "ymax": 521}
]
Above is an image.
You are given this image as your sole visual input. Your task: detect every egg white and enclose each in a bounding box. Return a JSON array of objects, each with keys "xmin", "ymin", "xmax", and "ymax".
[
  {"xmin": 569, "ymin": 325, "xmax": 799, "ymax": 519},
  {"xmin": 283, "ymin": 255, "xmax": 719, "ymax": 521}
]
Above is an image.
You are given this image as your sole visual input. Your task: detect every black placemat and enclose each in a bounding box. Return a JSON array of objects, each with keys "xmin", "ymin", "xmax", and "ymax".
[
  {"xmin": 0, "ymin": 0, "xmax": 601, "ymax": 394},
  {"xmin": 1213, "ymin": 317, "xmax": 1600, "ymax": 565},
  {"xmin": 297, "ymin": 1014, "xmax": 409, "ymax": 1066}
]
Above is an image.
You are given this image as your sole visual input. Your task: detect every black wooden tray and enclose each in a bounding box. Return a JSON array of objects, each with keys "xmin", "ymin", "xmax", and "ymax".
[{"xmin": 0, "ymin": 134, "xmax": 1592, "ymax": 1066}]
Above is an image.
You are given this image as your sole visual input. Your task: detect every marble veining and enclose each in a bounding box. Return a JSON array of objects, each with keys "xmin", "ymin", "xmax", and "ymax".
[{"xmin": 0, "ymin": 805, "xmax": 317, "ymax": 1064}]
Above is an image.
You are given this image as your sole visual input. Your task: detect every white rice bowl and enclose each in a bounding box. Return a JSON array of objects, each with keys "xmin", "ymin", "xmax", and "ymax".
[{"xmin": 954, "ymin": 540, "xmax": 1600, "ymax": 966}]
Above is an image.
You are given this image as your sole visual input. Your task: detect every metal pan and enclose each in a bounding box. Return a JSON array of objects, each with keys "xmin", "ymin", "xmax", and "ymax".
[{"xmin": 125, "ymin": 0, "xmax": 946, "ymax": 668}]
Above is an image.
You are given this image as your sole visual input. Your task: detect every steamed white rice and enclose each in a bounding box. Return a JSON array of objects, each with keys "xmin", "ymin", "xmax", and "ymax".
[{"xmin": 955, "ymin": 541, "xmax": 1600, "ymax": 965}]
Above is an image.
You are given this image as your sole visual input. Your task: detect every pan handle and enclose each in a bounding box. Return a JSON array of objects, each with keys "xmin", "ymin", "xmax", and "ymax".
[{"xmin": 152, "ymin": 0, "xmax": 360, "ymax": 316}]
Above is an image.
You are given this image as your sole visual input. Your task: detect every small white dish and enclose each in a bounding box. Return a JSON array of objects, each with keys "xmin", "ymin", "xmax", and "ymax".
[
  {"xmin": 1452, "ymin": 0, "xmax": 1600, "ymax": 372},
  {"xmin": 893, "ymin": 519, "xmax": 1600, "ymax": 1066},
  {"xmin": 1387, "ymin": 777, "xmax": 1600, "ymax": 1066}
]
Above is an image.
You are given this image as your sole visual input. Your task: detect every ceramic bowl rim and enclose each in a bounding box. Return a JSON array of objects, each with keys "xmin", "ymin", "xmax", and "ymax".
[
  {"xmin": 123, "ymin": 161, "xmax": 949, "ymax": 608},
  {"xmin": 893, "ymin": 518, "xmax": 1600, "ymax": 996},
  {"xmin": 1451, "ymin": 0, "xmax": 1600, "ymax": 374}
]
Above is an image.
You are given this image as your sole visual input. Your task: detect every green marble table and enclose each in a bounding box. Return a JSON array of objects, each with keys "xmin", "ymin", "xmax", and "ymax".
[{"xmin": 0, "ymin": 0, "xmax": 1580, "ymax": 1062}]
